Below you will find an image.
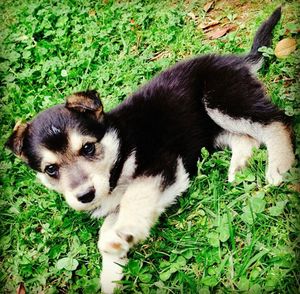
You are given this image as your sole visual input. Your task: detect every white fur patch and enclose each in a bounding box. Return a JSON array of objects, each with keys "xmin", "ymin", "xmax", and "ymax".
[
  {"xmin": 158, "ymin": 158, "xmax": 190, "ymax": 211},
  {"xmin": 114, "ymin": 175, "xmax": 162, "ymax": 242},
  {"xmin": 36, "ymin": 172, "xmax": 61, "ymax": 192},
  {"xmin": 114, "ymin": 157, "xmax": 189, "ymax": 243},
  {"xmin": 91, "ymin": 152, "xmax": 137, "ymax": 218},
  {"xmin": 118, "ymin": 151, "xmax": 137, "ymax": 185},
  {"xmin": 50, "ymin": 125, "xmax": 61, "ymax": 135},
  {"xmin": 215, "ymin": 131, "xmax": 260, "ymax": 182},
  {"xmin": 100, "ymin": 129, "xmax": 120, "ymax": 169},
  {"xmin": 206, "ymin": 107, "xmax": 295, "ymax": 185},
  {"xmin": 206, "ymin": 107, "xmax": 264, "ymax": 140}
]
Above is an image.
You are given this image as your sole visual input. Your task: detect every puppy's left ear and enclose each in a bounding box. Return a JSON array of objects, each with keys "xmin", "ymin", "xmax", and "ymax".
[
  {"xmin": 66, "ymin": 90, "xmax": 103, "ymax": 120},
  {"xmin": 5, "ymin": 121, "xmax": 29, "ymax": 158}
]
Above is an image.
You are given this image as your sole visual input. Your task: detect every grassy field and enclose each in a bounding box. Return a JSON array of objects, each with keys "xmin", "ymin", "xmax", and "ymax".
[{"xmin": 0, "ymin": 0, "xmax": 299, "ymax": 293}]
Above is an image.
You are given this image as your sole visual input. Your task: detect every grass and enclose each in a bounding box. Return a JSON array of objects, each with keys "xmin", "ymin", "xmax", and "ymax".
[{"xmin": 0, "ymin": 0, "xmax": 299, "ymax": 293}]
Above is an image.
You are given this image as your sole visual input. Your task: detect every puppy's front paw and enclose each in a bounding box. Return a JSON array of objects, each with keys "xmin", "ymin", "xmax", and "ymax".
[
  {"xmin": 99, "ymin": 229, "xmax": 131, "ymax": 293},
  {"xmin": 98, "ymin": 229, "xmax": 131, "ymax": 257},
  {"xmin": 100, "ymin": 252, "xmax": 127, "ymax": 294}
]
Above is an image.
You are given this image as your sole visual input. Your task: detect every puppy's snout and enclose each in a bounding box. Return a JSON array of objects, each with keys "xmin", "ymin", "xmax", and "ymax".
[{"xmin": 77, "ymin": 188, "xmax": 95, "ymax": 203}]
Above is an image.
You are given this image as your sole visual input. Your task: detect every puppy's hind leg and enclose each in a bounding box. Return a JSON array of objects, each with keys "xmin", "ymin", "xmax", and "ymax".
[
  {"xmin": 262, "ymin": 122, "xmax": 295, "ymax": 185},
  {"xmin": 215, "ymin": 132, "xmax": 260, "ymax": 182},
  {"xmin": 207, "ymin": 107, "xmax": 295, "ymax": 185}
]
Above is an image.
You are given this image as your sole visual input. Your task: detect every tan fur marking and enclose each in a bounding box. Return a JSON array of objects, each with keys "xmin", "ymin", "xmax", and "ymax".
[
  {"xmin": 66, "ymin": 93, "xmax": 103, "ymax": 119},
  {"xmin": 8, "ymin": 122, "xmax": 29, "ymax": 156},
  {"xmin": 110, "ymin": 242, "xmax": 122, "ymax": 250},
  {"xmin": 68, "ymin": 130, "xmax": 97, "ymax": 153},
  {"xmin": 40, "ymin": 148, "xmax": 59, "ymax": 169},
  {"xmin": 68, "ymin": 131, "xmax": 83, "ymax": 153}
]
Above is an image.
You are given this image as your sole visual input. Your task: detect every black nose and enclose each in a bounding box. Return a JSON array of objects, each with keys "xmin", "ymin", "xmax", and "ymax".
[{"xmin": 77, "ymin": 189, "xmax": 95, "ymax": 203}]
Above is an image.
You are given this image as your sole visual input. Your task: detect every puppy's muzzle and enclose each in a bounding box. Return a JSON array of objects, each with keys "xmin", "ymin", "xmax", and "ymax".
[{"xmin": 77, "ymin": 188, "xmax": 95, "ymax": 203}]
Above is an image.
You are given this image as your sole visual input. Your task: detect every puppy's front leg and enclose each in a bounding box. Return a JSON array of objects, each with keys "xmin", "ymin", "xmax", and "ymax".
[
  {"xmin": 114, "ymin": 176, "xmax": 162, "ymax": 244},
  {"xmin": 98, "ymin": 213, "xmax": 128, "ymax": 294},
  {"xmin": 99, "ymin": 176, "xmax": 162, "ymax": 293}
]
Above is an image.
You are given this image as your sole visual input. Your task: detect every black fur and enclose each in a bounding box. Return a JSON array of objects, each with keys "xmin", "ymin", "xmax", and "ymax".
[
  {"xmin": 7, "ymin": 7, "xmax": 286, "ymax": 190},
  {"xmin": 246, "ymin": 6, "xmax": 282, "ymax": 64}
]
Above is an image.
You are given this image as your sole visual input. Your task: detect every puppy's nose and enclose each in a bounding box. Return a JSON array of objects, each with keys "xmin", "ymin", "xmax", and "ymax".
[{"xmin": 77, "ymin": 188, "xmax": 95, "ymax": 203}]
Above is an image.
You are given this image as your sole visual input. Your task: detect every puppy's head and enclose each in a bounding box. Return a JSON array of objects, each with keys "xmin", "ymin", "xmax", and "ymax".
[{"xmin": 6, "ymin": 90, "xmax": 119, "ymax": 211}]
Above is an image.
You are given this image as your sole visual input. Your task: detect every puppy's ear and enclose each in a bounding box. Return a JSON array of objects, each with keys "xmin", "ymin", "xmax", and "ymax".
[
  {"xmin": 65, "ymin": 90, "xmax": 103, "ymax": 120},
  {"xmin": 5, "ymin": 121, "xmax": 29, "ymax": 157}
]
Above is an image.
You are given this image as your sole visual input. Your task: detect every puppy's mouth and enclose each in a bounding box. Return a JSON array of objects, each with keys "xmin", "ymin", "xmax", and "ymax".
[{"xmin": 81, "ymin": 198, "xmax": 102, "ymax": 211}]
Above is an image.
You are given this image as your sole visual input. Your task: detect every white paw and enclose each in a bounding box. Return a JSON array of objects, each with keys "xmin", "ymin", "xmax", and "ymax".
[{"xmin": 100, "ymin": 252, "xmax": 127, "ymax": 294}]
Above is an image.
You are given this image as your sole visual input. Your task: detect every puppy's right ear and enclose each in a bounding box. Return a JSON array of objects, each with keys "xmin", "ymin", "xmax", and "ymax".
[{"xmin": 5, "ymin": 122, "xmax": 29, "ymax": 157}]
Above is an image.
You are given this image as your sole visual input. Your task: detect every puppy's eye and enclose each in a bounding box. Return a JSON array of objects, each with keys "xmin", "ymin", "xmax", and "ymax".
[
  {"xmin": 45, "ymin": 164, "xmax": 59, "ymax": 177},
  {"xmin": 82, "ymin": 142, "xmax": 95, "ymax": 156}
]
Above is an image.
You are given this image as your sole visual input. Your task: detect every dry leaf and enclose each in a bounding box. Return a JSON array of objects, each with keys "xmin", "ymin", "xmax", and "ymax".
[
  {"xmin": 274, "ymin": 38, "xmax": 296, "ymax": 58},
  {"xmin": 288, "ymin": 183, "xmax": 300, "ymax": 193},
  {"xmin": 206, "ymin": 27, "xmax": 229, "ymax": 39},
  {"xmin": 199, "ymin": 20, "xmax": 220, "ymax": 30},
  {"xmin": 149, "ymin": 51, "xmax": 171, "ymax": 61},
  {"xmin": 204, "ymin": 1, "xmax": 214, "ymax": 13},
  {"xmin": 16, "ymin": 283, "xmax": 26, "ymax": 294}
]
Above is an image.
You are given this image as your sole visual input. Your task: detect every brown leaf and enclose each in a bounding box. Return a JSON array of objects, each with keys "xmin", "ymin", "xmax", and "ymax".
[
  {"xmin": 16, "ymin": 283, "xmax": 26, "ymax": 294},
  {"xmin": 148, "ymin": 51, "xmax": 171, "ymax": 61},
  {"xmin": 288, "ymin": 183, "xmax": 300, "ymax": 193},
  {"xmin": 274, "ymin": 38, "xmax": 296, "ymax": 58},
  {"xmin": 199, "ymin": 20, "xmax": 220, "ymax": 30},
  {"xmin": 203, "ymin": 1, "xmax": 215, "ymax": 13},
  {"xmin": 206, "ymin": 25, "xmax": 236, "ymax": 40}
]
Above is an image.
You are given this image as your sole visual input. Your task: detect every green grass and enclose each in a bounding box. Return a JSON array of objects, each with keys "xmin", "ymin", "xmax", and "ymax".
[{"xmin": 0, "ymin": 0, "xmax": 299, "ymax": 293}]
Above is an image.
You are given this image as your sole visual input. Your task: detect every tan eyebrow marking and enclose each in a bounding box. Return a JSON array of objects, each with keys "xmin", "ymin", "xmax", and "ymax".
[
  {"xmin": 40, "ymin": 148, "xmax": 59, "ymax": 170},
  {"xmin": 68, "ymin": 130, "xmax": 97, "ymax": 153}
]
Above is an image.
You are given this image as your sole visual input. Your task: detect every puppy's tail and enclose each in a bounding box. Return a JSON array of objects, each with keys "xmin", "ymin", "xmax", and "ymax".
[{"xmin": 245, "ymin": 6, "xmax": 281, "ymax": 72}]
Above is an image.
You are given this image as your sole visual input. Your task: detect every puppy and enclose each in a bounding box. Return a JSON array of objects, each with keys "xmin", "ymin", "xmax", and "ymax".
[{"xmin": 6, "ymin": 7, "xmax": 294, "ymax": 293}]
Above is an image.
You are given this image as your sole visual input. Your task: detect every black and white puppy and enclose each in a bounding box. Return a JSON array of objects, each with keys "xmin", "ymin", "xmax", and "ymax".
[{"xmin": 6, "ymin": 7, "xmax": 294, "ymax": 293}]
